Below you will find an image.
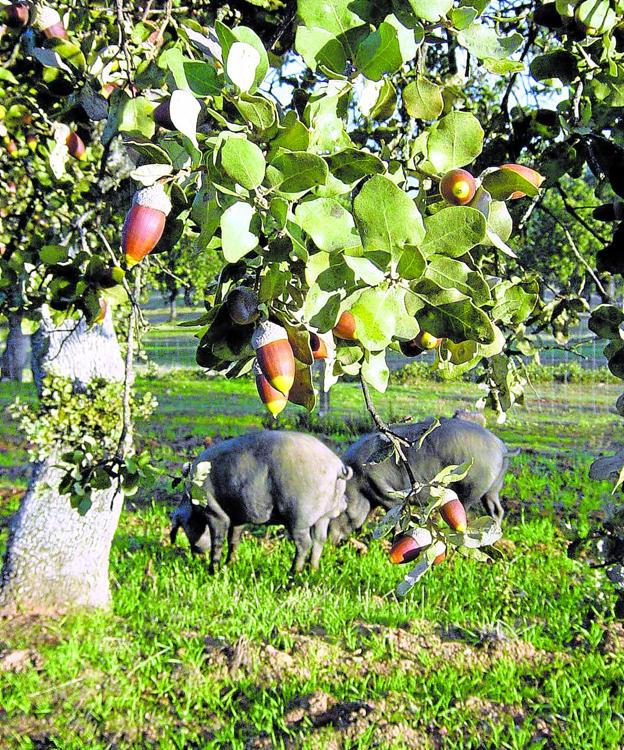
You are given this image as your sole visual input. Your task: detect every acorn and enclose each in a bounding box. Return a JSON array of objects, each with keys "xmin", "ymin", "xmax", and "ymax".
[
  {"xmin": 433, "ymin": 550, "xmax": 446, "ymax": 565},
  {"xmin": 401, "ymin": 330, "xmax": 443, "ymax": 356},
  {"xmin": 333, "ymin": 311, "xmax": 357, "ymax": 340},
  {"xmin": 440, "ymin": 169, "xmax": 477, "ymax": 206},
  {"xmin": 6, "ymin": 139, "xmax": 18, "ymax": 157},
  {"xmin": 35, "ymin": 5, "xmax": 68, "ymax": 39},
  {"xmin": 593, "ymin": 202, "xmax": 624, "ymax": 222},
  {"xmin": 254, "ymin": 360, "xmax": 287, "ymax": 418},
  {"xmin": 310, "ymin": 332, "xmax": 328, "ymax": 360},
  {"xmin": 533, "ymin": 3, "xmax": 563, "ymax": 30},
  {"xmin": 5, "ymin": 2, "xmax": 29, "ymax": 28},
  {"xmin": 500, "ymin": 163, "xmax": 545, "ymax": 199},
  {"xmin": 122, "ymin": 184, "xmax": 171, "ymax": 267},
  {"xmin": 26, "ymin": 134, "xmax": 37, "ymax": 152},
  {"xmin": 251, "ymin": 321, "xmax": 295, "ymax": 396},
  {"xmin": 153, "ymin": 98, "xmax": 174, "ymax": 130},
  {"xmin": 226, "ymin": 287, "xmax": 260, "ymax": 325},
  {"xmin": 66, "ymin": 131, "xmax": 86, "ymax": 160},
  {"xmin": 439, "ymin": 491, "xmax": 467, "ymax": 532},
  {"xmin": 389, "ymin": 528, "xmax": 433, "ymax": 564}
]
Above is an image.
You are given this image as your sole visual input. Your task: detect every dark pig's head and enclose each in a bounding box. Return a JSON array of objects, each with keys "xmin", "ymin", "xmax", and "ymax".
[{"xmin": 328, "ymin": 474, "xmax": 371, "ymax": 544}]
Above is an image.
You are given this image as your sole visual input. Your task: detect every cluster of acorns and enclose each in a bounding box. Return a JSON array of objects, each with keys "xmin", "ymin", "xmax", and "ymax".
[{"xmin": 388, "ymin": 490, "xmax": 467, "ymax": 567}]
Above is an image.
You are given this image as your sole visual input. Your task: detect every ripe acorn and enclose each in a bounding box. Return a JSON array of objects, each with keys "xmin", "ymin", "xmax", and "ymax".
[
  {"xmin": 226, "ymin": 287, "xmax": 260, "ymax": 325},
  {"xmin": 500, "ymin": 163, "xmax": 545, "ymax": 199},
  {"xmin": 439, "ymin": 491, "xmax": 467, "ymax": 532},
  {"xmin": 66, "ymin": 131, "xmax": 86, "ymax": 160},
  {"xmin": 122, "ymin": 184, "xmax": 172, "ymax": 267},
  {"xmin": 440, "ymin": 169, "xmax": 477, "ymax": 206},
  {"xmin": 389, "ymin": 528, "xmax": 433, "ymax": 565},
  {"xmin": 254, "ymin": 360, "xmax": 287, "ymax": 418},
  {"xmin": 400, "ymin": 331, "xmax": 441, "ymax": 357},
  {"xmin": 153, "ymin": 98, "xmax": 174, "ymax": 130},
  {"xmin": 310, "ymin": 332, "xmax": 328, "ymax": 360},
  {"xmin": 5, "ymin": 2, "xmax": 29, "ymax": 28},
  {"xmin": 6, "ymin": 139, "xmax": 18, "ymax": 157},
  {"xmin": 333, "ymin": 311, "xmax": 357, "ymax": 340},
  {"xmin": 36, "ymin": 5, "xmax": 68, "ymax": 39},
  {"xmin": 251, "ymin": 321, "xmax": 295, "ymax": 397},
  {"xmin": 26, "ymin": 134, "xmax": 37, "ymax": 152}
]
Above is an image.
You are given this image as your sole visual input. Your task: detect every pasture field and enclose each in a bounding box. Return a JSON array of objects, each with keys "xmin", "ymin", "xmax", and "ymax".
[{"xmin": 1, "ymin": 373, "xmax": 624, "ymax": 749}]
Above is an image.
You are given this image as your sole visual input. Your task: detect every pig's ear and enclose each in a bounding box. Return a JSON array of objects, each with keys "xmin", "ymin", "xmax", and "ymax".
[{"xmin": 341, "ymin": 465, "xmax": 354, "ymax": 481}]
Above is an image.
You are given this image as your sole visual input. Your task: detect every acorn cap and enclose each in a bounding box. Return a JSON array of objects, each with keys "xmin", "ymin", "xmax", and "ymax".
[
  {"xmin": 252, "ymin": 360, "xmax": 263, "ymax": 376},
  {"xmin": 251, "ymin": 321, "xmax": 288, "ymax": 351},
  {"xmin": 408, "ymin": 527, "xmax": 433, "ymax": 548},
  {"xmin": 132, "ymin": 184, "xmax": 172, "ymax": 216},
  {"xmin": 34, "ymin": 5, "xmax": 62, "ymax": 30}
]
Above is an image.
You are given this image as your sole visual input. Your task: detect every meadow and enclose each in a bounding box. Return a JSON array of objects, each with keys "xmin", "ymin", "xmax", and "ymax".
[{"xmin": 1, "ymin": 359, "xmax": 624, "ymax": 748}]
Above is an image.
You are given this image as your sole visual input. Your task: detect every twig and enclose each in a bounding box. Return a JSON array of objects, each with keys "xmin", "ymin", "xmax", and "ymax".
[
  {"xmin": 269, "ymin": 0, "xmax": 298, "ymax": 51},
  {"xmin": 115, "ymin": 0, "xmax": 134, "ymax": 93},
  {"xmin": 555, "ymin": 184, "xmax": 609, "ymax": 245},
  {"xmin": 359, "ymin": 376, "xmax": 418, "ymax": 488},
  {"xmin": 146, "ymin": 0, "xmax": 173, "ymax": 62},
  {"xmin": 540, "ymin": 203, "xmax": 610, "ymax": 301}
]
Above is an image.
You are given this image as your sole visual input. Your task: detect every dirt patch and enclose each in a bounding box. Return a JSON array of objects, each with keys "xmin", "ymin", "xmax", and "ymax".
[
  {"xmin": 0, "ymin": 647, "xmax": 43, "ymax": 672},
  {"xmin": 600, "ymin": 622, "xmax": 624, "ymax": 655},
  {"xmin": 463, "ymin": 695, "xmax": 525, "ymax": 725}
]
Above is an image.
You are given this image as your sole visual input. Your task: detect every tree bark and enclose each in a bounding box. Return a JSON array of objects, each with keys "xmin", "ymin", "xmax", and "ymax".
[
  {"xmin": 0, "ymin": 308, "xmax": 127, "ymax": 614},
  {"xmin": 318, "ymin": 359, "xmax": 331, "ymax": 416},
  {"xmin": 1, "ymin": 311, "xmax": 29, "ymax": 382}
]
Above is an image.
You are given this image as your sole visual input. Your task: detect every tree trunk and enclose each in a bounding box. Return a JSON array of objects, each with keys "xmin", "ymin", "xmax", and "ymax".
[
  {"xmin": 318, "ymin": 359, "xmax": 331, "ymax": 416},
  {"xmin": 1, "ymin": 311, "xmax": 29, "ymax": 382},
  {"xmin": 168, "ymin": 293, "xmax": 177, "ymax": 322},
  {"xmin": 0, "ymin": 309, "xmax": 126, "ymax": 614}
]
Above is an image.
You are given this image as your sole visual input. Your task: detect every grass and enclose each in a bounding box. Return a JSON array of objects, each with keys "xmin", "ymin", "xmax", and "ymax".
[{"xmin": 1, "ymin": 373, "xmax": 624, "ymax": 749}]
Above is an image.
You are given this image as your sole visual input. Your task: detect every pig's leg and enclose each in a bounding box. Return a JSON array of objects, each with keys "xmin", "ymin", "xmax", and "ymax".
[
  {"xmin": 169, "ymin": 518, "xmax": 180, "ymax": 545},
  {"xmin": 225, "ymin": 525, "xmax": 244, "ymax": 564},
  {"xmin": 290, "ymin": 528, "xmax": 313, "ymax": 574},
  {"xmin": 481, "ymin": 460, "xmax": 507, "ymax": 525},
  {"xmin": 204, "ymin": 503, "xmax": 230, "ymax": 573},
  {"xmin": 310, "ymin": 516, "xmax": 330, "ymax": 570}
]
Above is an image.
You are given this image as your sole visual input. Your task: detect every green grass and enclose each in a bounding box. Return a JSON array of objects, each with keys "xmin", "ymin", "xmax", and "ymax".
[{"xmin": 1, "ymin": 374, "xmax": 623, "ymax": 749}]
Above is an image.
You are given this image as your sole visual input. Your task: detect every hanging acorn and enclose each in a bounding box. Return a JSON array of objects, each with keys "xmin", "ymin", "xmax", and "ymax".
[
  {"xmin": 251, "ymin": 321, "xmax": 295, "ymax": 397},
  {"xmin": 254, "ymin": 361, "xmax": 287, "ymax": 417},
  {"xmin": 333, "ymin": 311, "xmax": 357, "ymax": 340},
  {"xmin": 35, "ymin": 6, "xmax": 68, "ymax": 39},
  {"xmin": 122, "ymin": 184, "xmax": 172, "ymax": 268},
  {"xmin": 309, "ymin": 332, "xmax": 328, "ymax": 360},
  {"xmin": 66, "ymin": 131, "xmax": 86, "ymax": 160}
]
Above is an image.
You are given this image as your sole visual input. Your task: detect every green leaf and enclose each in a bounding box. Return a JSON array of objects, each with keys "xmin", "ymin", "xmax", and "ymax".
[
  {"xmin": 268, "ymin": 151, "xmax": 329, "ymax": 193},
  {"xmin": 481, "ymin": 169, "xmax": 539, "ymax": 200},
  {"xmin": 295, "ymin": 26, "xmax": 347, "ymax": 73},
  {"xmin": 221, "ymin": 136, "xmax": 266, "ymax": 189},
  {"xmin": 130, "ymin": 163, "xmax": 173, "ymax": 186},
  {"xmin": 343, "ymin": 255, "xmax": 386, "ymax": 285},
  {"xmin": 217, "ymin": 23, "xmax": 268, "ymax": 93},
  {"xmin": 295, "ymin": 198, "xmax": 361, "ymax": 252},
  {"xmin": 326, "ymin": 148, "xmax": 385, "ymax": 183},
  {"xmin": 457, "ymin": 23, "xmax": 523, "ymax": 60},
  {"xmin": 353, "ymin": 175, "xmax": 425, "ymax": 259},
  {"xmin": 355, "ymin": 22, "xmax": 403, "ymax": 81},
  {"xmin": 406, "ymin": 0, "xmax": 453, "ymax": 22},
  {"xmin": 490, "ymin": 280, "xmax": 539, "ymax": 325},
  {"xmin": 362, "ymin": 350, "xmax": 390, "ymax": 392},
  {"xmin": 403, "ymin": 77, "xmax": 444, "ymax": 120},
  {"xmin": 183, "ymin": 61, "xmax": 221, "ymax": 96},
  {"xmin": 530, "ymin": 51, "xmax": 579, "ymax": 84},
  {"xmin": 425, "ymin": 255, "xmax": 491, "ymax": 305},
  {"xmin": 0, "ymin": 68, "xmax": 18, "ymax": 84},
  {"xmin": 420, "ymin": 207, "xmax": 486, "ymax": 258},
  {"xmin": 123, "ymin": 136, "xmax": 172, "ymax": 165},
  {"xmin": 351, "ymin": 286, "xmax": 397, "ymax": 350},
  {"xmin": 427, "ymin": 111, "xmax": 484, "ymax": 172},
  {"xmin": 412, "ymin": 279, "xmax": 496, "ymax": 344},
  {"xmin": 118, "ymin": 97, "xmax": 155, "ymax": 138},
  {"xmin": 588, "ymin": 305, "xmax": 624, "ymax": 339},
  {"xmin": 576, "ymin": 0, "xmax": 618, "ymax": 34},
  {"xmin": 297, "ymin": 0, "xmax": 377, "ymax": 39},
  {"xmin": 234, "ymin": 94, "xmax": 278, "ymax": 132},
  {"xmin": 483, "ymin": 58, "xmax": 525, "ymax": 75},
  {"xmin": 396, "ymin": 245, "xmax": 426, "ymax": 280},
  {"xmin": 40, "ymin": 245, "xmax": 69, "ymax": 264},
  {"xmin": 220, "ymin": 202, "xmax": 258, "ymax": 262}
]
